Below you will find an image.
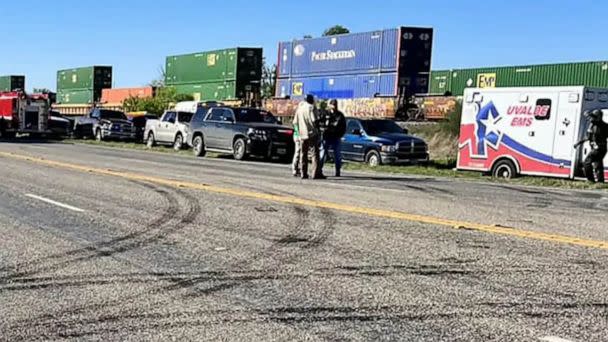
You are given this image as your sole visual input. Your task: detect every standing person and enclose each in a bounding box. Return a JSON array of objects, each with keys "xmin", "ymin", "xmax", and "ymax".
[
  {"xmin": 293, "ymin": 95, "xmax": 321, "ymax": 179},
  {"xmin": 315, "ymin": 102, "xmax": 329, "ymax": 178},
  {"xmin": 575, "ymin": 109, "xmax": 608, "ymax": 183},
  {"xmin": 320, "ymin": 99, "xmax": 347, "ymax": 177},
  {"xmin": 291, "ymin": 120, "xmax": 302, "ymax": 177}
]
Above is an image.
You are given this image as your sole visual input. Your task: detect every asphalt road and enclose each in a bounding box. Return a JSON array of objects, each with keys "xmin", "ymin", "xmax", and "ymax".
[{"xmin": 0, "ymin": 141, "xmax": 606, "ymax": 341}]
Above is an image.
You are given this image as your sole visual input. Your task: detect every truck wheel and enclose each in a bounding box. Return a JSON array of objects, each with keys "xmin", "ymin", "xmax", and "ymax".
[
  {"xmin": 95, "ymin": 129, "xmax": 103, "ymax": 142},
  {"xmin": 233, "ymin": 138, "xmax": 248, "ymax": 160},
  {"xmin": 173, "ymin": 134, "xmax": 184, "ymax": 151},
  {"xmin": 365, "ymin": 150, "xmax": 382, "ymax": 167},
  {"xmin": 72, "ymin": 125, "xmax": 82, "ymax": 139},
  {"xmin": 192, "ymin": 136, "xmax": 206, "ymax": 157},
  {"xmin": 492, "ymin": 159, "xmax": 518, "ymax": 180},
  {"xmin": 146, "ymin": 132, "xmax": 156, "ymax": 148}
]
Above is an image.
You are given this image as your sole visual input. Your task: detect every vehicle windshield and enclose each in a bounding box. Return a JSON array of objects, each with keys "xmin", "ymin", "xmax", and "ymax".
[
  {"xmin": 100, "ymin": 110, "xmax": 127, "ymax": 120},
  {"xmin": 361, "ymin": 120, "xmax": 405, "ymax": 135},
  {"xmin": 235, "ymin": 108, "xmax": 278, "ymax": 123},
  {"xmin": 177, "ymin": 112, "xmax": 193, "ymax": 123}
]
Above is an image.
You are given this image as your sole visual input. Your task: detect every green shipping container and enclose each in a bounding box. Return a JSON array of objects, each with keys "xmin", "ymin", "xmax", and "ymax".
[
  {"xmin": 173, "ymin": 81, "xmax": 237, "ymax": 102},
  {"xmin": 165, "ymin": 47, "xmax": 262, "ymax": 86},
  {"xmin": 428, "ymin": 70, "xmax": 452, "ymax": 95},
  {"xmin": 430, "ymin": 61, "xmax": 608, "ymax": 96},
  {"xmin": 0, "ymin": 75, "xmax": 25, "ymax": 92},
  {"xmin": 173, "ymin": 79, "xmax": 260, "ymax": 102},
  {"xmin": 57, "ymin": 66, "xmax": 112, "ymax": 91},
  {"xmin": 57, "ymin": 89, "xmax": 95, "ymax": 105}
]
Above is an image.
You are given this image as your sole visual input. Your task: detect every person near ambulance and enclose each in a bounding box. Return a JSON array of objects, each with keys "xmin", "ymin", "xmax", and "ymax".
[
  {"xmin": 575, "ymin": 109, "xmax": 608, "ymax": 183},
  {"xmin": 320, "ymin": 99, "xmax": 347, "ymax": 177},
  {"xmin": 293, "ymin": 95, "xmax": 323, "ymax": 179}
]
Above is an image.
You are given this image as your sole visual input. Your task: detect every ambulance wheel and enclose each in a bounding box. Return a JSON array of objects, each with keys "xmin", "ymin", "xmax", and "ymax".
[{"xmin": 492, "ymin": 159, "xmax": 518, "ymax": 180}]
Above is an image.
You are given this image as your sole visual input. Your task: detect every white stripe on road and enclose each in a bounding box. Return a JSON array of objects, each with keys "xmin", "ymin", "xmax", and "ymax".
[
  {"xmin": 540, "ymin": 336, "xmax": 574, "ymax": 342},
  {"xmin": 25, "ymin": 194, "xmax": 85, "ymax": 213}
]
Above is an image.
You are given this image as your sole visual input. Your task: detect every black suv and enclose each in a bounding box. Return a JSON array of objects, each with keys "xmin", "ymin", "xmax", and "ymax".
[
  {"xmin": 187, "ymin": 107, "xmax": 294, "ymax": 161},
  {"xmin": 74, "ymin": 108, "xmax": 135, "ymax": 141}
]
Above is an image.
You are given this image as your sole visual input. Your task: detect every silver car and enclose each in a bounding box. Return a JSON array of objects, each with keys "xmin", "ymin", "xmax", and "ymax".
[{"xmin": 144, "ymin": 111, "xmax": 193, "ymax": 150}]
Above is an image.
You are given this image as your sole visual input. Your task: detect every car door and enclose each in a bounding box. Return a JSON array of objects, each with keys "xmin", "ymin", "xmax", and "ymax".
[
  {"xmin": 220, "ymin": 108, "xmax": 236, "ymax": 150},
  {"xmin": 189, "ymin": 107, "xmax": 208, "ymax": 144},
  {"xmin": 204, "ymin": 108, "xmax": 224, "ymax": 149},
  {"xmin": 342, "ymin": 119, "xmax": 366, "ymax": 161},
  {"xmin": 160, "ymin": 112, "xmax": 176, "ymax": 143},
  {"xmin": 80, "ymin": 109, "xmax": 98, "ymax": 136}
]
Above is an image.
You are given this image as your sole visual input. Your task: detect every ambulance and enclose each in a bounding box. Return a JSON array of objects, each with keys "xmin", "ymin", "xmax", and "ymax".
[{"xmin": 457, "ymin": 86, "xmax": 608, "ymax": 180}]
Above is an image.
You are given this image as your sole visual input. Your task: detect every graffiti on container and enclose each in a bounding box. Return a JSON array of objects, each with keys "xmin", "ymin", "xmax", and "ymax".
[
  {"xmin": 415, "ymin": 96, "xmax": 459, "ymax": 121},
  {"xmin": 337, "ymin": 98, "xmax": 397, "ymax": 118},
  {"xmin": 264, "ymin": 99, "xmax": 299, "ymax": 117},
  {"xmin": 264, "ymin": 98, "xmax": 397, "ymax": 119}
]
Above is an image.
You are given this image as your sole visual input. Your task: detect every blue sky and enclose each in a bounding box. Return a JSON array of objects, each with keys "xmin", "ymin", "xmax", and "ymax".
[{"xmin": 1, "ymin": 0, "xmax": 606, "ymax": 90}]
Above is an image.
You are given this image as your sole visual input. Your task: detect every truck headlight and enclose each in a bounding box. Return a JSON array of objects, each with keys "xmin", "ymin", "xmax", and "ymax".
[{"xmin": 381, "ymin": 145, "xmax": 397, "ymax": 153}]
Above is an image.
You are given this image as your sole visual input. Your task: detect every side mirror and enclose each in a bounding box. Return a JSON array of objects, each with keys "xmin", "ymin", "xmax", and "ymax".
[
  {"xmin": 352, "ymin": 129, "xmax": 362, "ymax": 136},
  {"xmin": 223, "ymin": 117, "xmax": 234, "ymax": 123}
]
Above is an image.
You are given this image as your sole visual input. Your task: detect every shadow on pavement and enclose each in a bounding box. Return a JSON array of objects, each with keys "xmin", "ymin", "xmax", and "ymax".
[
  {"xmin": 329, "ymin": 175, "xmax": 435, "ymax": 182},
  {"xmin": 0, "ymin": 137, "xmax": 68, "ymax": 144}
]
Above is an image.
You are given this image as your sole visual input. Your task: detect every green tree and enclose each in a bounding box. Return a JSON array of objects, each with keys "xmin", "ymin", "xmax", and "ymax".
[
  {"xmin": 323, "ymin": 25, "xmax": 350, "ymax": 36},
  {"xmin": 262, "ymin": 59, "xmax": 277, "ymax": 99},
  {"xmin": 123, "ymin": 87, "xmax": 193, "ymax": 115}
]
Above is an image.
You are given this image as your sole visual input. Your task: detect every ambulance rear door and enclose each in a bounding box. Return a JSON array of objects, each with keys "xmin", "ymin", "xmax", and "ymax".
[{"xmin": 552, "ymin": 90, "xmax": 583, "ymax": 179}]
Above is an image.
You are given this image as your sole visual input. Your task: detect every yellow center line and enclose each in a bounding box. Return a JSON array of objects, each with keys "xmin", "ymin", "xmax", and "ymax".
[{"xmin": 1, "ymin": 151, "xmax": 607, "ymax": 251}]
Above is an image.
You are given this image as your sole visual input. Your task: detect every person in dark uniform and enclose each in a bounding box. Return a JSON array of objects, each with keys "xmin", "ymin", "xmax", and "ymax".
[
  {"xmin": 320, "ymin": 99, "xmax": 347, "ymax": 177},
  {"xmin": 575, "ymin": 109, "xmax": 608, "ymax": 183}
]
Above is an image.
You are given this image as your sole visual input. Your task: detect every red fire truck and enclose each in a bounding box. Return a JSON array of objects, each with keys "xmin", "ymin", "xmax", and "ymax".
[{"xmin": 0, "ymin": 91, "xmax": 51, "ymax": 138}]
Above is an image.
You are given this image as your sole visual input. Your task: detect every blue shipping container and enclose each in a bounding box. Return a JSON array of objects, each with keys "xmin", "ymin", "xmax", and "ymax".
[
  {"xmin": 278, "ymin": 41, "xmax": 292, "ymax": 78},
  {"xmin": 278, "ymin": 29, "xmax": 398, "ymax": 78},
  {"xmin": 277, "ymin": 27, "xmax": 432, "ymax": 79},
  {"xmin": 275, "ymin": 73, "xmax": 397, "ymax": 99},
  {"xmin": 277, "ymin": 27, "xmax": 433, "ymax": 97}
]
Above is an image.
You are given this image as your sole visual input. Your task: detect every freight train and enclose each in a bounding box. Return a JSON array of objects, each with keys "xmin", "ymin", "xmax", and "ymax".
[
  {"xmin": 429, "ymin": 61, "xmax": 608, "ymax": 96},
  {"xmin": 12, "ymin": 26, "xmax": 608, "ymax": 122},
  {"xmin": 272, "ymin": 26, "xmax": 433, "ymax": 119}
]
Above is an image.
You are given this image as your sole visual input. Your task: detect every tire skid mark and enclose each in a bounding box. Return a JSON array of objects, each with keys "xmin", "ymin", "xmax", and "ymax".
[
  {"xmin": 7, "ymin": 301, "xmax": 608, "ymax": 339},
  {"xmin": 1, "ymin": 262, "xmax": 487, "ymax": 292},
  {"xmin": 0, "ymin": 180, "xmax": 179, "ymax": 282},
  {"xmin": 1, "ymin": 181, "xmax": 203, "ymax": 335}
]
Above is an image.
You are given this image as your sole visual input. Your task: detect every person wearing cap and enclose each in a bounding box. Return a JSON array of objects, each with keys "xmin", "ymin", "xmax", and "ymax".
[
  {"xmin": 575, "ymin": 109, "xmax": 608, "ymax": 182},
  {"xmin": 320, "ymin": 99, "xmax": 347, "ymax": 177},
  {"xmin": 293, "ymin": 94, "xmax": 321, "ymax": 179}
]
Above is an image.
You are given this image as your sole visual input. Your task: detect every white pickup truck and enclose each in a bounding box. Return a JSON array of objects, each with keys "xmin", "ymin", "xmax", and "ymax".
[{"xmin": 144, "ymin": 110, "xmax": 194, "ymax": 150}]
